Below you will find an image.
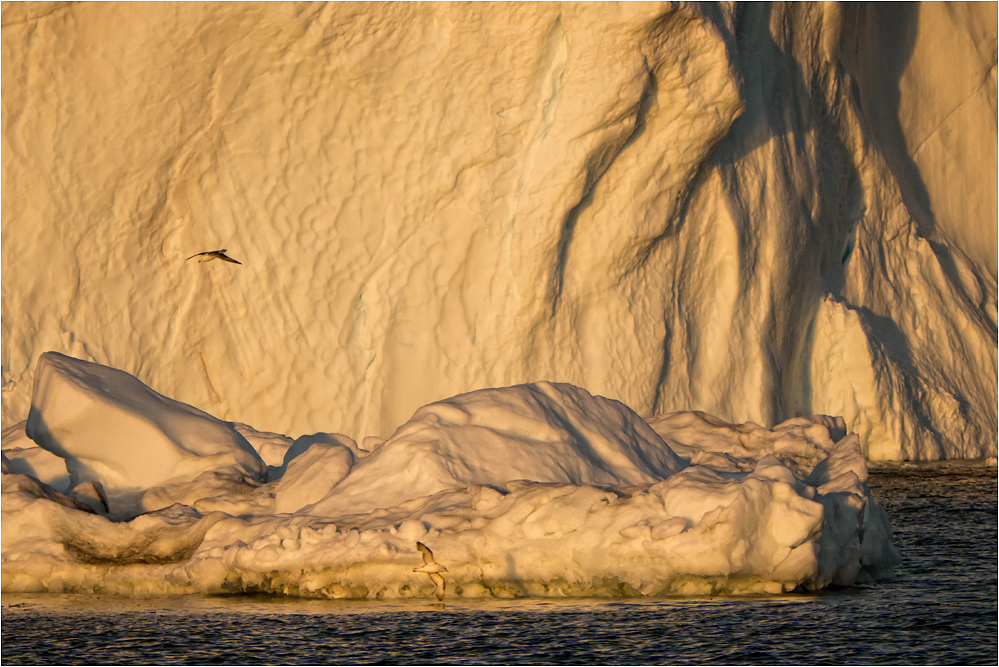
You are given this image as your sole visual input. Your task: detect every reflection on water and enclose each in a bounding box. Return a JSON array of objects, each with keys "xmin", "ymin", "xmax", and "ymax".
[
  {"xmin": 2, "ymin": 590, "xmax": 815, "ymax": 615},
  {"xmin": 3, "ymin": 463, "xmax": 996, "ymax": 665}
]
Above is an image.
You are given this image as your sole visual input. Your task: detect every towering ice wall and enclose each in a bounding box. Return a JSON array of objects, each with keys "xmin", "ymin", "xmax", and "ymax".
[{"xmin": 2, "ymin": 2, "xmax": 995, "ymax": 459}]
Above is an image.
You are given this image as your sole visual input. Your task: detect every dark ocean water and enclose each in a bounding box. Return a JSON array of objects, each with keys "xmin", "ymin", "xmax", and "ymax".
[{"xmin": 3, "ymin": 463, "xmax": 996, "ymax": 665}]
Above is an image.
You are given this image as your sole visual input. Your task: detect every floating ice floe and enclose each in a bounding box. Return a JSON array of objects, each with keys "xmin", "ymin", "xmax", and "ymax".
[{"xmin": 2, "ymin": 353, "xmax": 899, "ymax": 598}]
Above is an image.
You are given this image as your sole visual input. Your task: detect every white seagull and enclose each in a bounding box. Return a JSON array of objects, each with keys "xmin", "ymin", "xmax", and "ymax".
[
  {"xmin": 186, "ymin": 249, "xmax": 242, "ymax": 265},
  {"xmin": 413, "ymin": 542, "xmax": 448, "ymax": 601}
]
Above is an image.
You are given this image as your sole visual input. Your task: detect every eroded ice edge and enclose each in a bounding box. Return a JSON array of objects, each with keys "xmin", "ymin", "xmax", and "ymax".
[{"xmin": 2, "ymin": 352, "xmax": 899, "ymax": 598}]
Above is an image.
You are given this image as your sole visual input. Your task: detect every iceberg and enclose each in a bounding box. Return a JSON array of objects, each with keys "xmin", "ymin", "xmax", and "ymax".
[
  {"xmin": 3, "ymin": 2, "xmax": 995, "ymax": 462},
  {"xmin": 2, "ymin": 354, "xmax": 898, "ymax": 598}
]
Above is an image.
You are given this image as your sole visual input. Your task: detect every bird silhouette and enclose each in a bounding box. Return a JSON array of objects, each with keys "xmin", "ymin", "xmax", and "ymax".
[
  {"xmin": 413, "ymin": 542, "xmax": 448, "ymax": 601},
  {"xmin": 186, "ymin": 249, "xmax": 242, "ymax": 265}
]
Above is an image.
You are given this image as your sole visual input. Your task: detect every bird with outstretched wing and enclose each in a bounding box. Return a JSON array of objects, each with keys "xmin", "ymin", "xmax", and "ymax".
[
  {"xmin": 186, "ymin": 249, "xmax": 242, "ymax": 265},
  {"xmin": 413, "ymin": 542, "xmax": 448, "ymax": 601}
]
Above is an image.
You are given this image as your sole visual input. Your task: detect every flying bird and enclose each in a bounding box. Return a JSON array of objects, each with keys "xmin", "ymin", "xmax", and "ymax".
[
  {"xmin": 413, "ymin": 541, "xmax": 448, "ymax": 601},
  {"xmin": 186, "ymin": 249, "xmax": 242, "ymax": 265}
]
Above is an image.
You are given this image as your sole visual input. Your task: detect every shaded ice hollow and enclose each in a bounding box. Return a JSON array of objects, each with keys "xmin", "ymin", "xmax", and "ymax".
[
  {"xmin": 1, "ymin": 2, "xmax": 995, "ymax": 462},
  {"xmin": 2, "ymin": 353, "xmax": 898, "ymax": 598}
]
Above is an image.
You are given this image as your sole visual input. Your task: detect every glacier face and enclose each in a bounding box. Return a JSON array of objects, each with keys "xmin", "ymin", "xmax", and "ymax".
[{"xmin": 2, "ymin": 2, "xmax": 995, "ymax": 459}]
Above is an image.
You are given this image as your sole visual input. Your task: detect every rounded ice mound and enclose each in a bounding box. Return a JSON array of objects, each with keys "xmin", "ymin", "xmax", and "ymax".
[
  {"xmin": 25, "ymin": 352, "xmax": 265, "ymax": 505},
  {"xmin": 308, "ymin": 382, "xmax": 685, "ymax": 516},
  {"xmin": 274, "ymin": 438, "xmax": 356, "ymax": 514}
]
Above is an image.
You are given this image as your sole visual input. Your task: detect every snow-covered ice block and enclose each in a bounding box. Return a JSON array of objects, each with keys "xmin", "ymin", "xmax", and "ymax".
[
  {"xmin": 1, "ymin": 357, "xmax": 898, "ymax": 598},
  {"xmin": 308, "ymin": 382, "xmax": 685, "ymax": 516},
  {"xmin": 0, "ymin": 430, "xmax": 897, "ymax": 597},
  {"xmin": 25, "ymin": 352, "xmax": 265, "ymax": 511}
]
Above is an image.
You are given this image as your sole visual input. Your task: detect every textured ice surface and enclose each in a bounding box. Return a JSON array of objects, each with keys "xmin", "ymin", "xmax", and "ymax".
[
  {"xmin": 646, "ymin": 411, "xmax": 848, "ymax": 475},
  {"xmin": 1, "ymin": 3, "xmax": 995, "ymax": 461},
  {"xmin": 1, "ymin": 355, "xmax": 898, "ymax": 598}
]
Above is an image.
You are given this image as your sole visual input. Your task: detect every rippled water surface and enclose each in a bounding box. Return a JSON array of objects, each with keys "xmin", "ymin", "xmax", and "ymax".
[{"xmin": 3, "ymin": 463, "xmax": 996, "ymax": 665}]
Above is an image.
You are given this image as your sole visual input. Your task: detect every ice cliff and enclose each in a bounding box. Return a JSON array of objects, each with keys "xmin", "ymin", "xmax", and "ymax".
[{"xmin": 2, "ymin": 2, "xmax": 996, "ymax": 460}]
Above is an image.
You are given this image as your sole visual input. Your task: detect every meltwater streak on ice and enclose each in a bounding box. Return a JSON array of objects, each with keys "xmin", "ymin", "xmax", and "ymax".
[
  {"xmin": 3, "ymin": 353, "xmax": 898, "ymax": 598},
  {"xmin": 2, "ymin": 465, "xmax": 995, "ymax": 665}
]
